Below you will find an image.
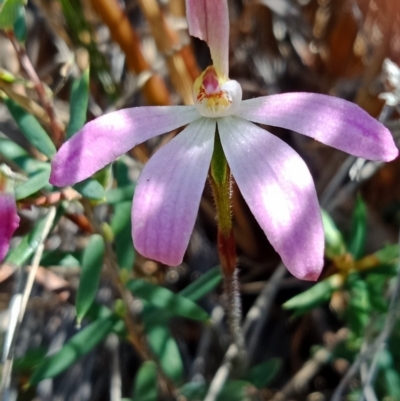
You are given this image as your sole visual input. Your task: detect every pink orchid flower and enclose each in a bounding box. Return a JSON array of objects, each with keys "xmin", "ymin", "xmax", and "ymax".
[
  {"xmin": 0, "ymin": 173, "xmax": 20, "ymax": 262},
  {"xmin": 50, "ymin": 0, "xmax": 398, "ymax": 280}
]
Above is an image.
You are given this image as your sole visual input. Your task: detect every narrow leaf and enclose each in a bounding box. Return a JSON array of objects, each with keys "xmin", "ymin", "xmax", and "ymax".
[
  {"xmin": 0, "ymin": 137, "xmax": 47, "ymax": 174},
  {"xmin": 106, "ymin": 185, "xmax": 135, "ymax": 204},
  {"xmin": 76, "ymin": 234, "xmax": 105, "ymax": 323},
  {"xmin": 74, "ymin": 178, "xmax": 105, "ymax": 200},
  {"xmin": 347, "ymin": 195, "xmax": 367, "ymax": 260},
  {"xmin": 29, "ymin": 314, "xmax": 118, "ymax": 385},
  {"xmin": 13, "ymin": 3, "xmax": 26, "ymax": 42},
  {"xmin": 243, "ymin": 359, "xmax": 281, "ymax": 388},
  {"xmin": 321, "ymin": 209, "xmax": 346, "ymax": 259},
  {"xmin": 111, "ymin": 201, "xmax": 135, "ymax": 270},
  {"xmin": 132, "ymin": 361, "xmax": 158, "ymax": 401},
  {"xmin": 14, "ymin": 166, "xmax": 50, "ymax": 200},
  {"xmin": 66, "ymin": 68, "xmax": 90, "ymax": 138},
  {"xmin": 145, "ymin": 322, "xmax": 183, "ymax": 383},
  {"xmin": 6, "ymin": 210, "xmax": 51, "ymax": 265},
  {"xmin": 0, "ymin": 0, "xmax": 25, "ymax": 28},
  {"xmin": 4, "ymin": 98, "xmax": 56, "ymax": 158},
  {"xmin": 179, "ymin": 266, "xmax": 222, "ymax": 302},
  {"xmin": 283, "ymin": 274, "xmax": 344, "ymax": 314},
  {"xmin": 127, "ymin": 279, "xmax": 209, "ymax": 321}
]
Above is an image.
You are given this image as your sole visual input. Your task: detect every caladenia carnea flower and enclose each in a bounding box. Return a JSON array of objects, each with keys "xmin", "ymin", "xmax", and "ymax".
[
  {"xmin": 0, "ymin": 171, "xmax": 20, "ymax": 262},
  {"xmin": 50, "ymin": 0, "xmax": 398, "ymax": 282}
]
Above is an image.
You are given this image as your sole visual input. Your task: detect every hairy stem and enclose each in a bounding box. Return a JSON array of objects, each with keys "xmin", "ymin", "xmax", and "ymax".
[{"xmin": 210, "ymin": 131, "xmax": 245, "ymax": 355}]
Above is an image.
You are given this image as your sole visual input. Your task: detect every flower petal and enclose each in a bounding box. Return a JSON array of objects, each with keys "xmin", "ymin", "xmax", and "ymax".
[
  {"xmin": 132, "ymin": 118, "xmax": 216, "ymax": 265},
  {"xmin": 238, "ymin": 93, "xmax": 398, "ymax": 162},
  {"xmin": 218, "ymin": 116, "xmax": 324, "ymax": 280},
  {"xmin": 50, "ymin": 106, "xmax": 200, "ymax": 186},
  {"xmin": 186, "ymin": 0, "xmax": 229, "ymax": 77},
  {"xmin": 0, "ymin": 193, "xmax": 20, "ymax": 262}
]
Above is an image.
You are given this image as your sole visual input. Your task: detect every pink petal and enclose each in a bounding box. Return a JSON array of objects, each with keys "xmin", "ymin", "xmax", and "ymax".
[
  {"xmin": 238, "ymin": 93, "xmax": 398, "ymax": 162},
  {"xmin": 0, "ymin": 194, "xmax": 20, "ymax": 262},
  {"xmin": 186, "ymin": 0, "xmax": 229, "ymax": 77},
  {"xmin": 50, "ymin": 106, "xmax": 200, "ymax": 186},
  {"xmin": 132, "ymin": 118, "xmax": 216, "ymax": 265},
  {"xmin": 218, "ymin": 116, "xmax": 324, "ymax": 281}
]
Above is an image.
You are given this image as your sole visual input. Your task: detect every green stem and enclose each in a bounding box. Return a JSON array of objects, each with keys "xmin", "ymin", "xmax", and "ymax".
[{"xmin": 210, "ymin": 130, "xmax": 245, "ymax": 355}]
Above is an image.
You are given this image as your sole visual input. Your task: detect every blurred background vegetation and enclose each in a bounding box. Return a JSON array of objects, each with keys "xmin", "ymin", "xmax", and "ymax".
[{"xmin": 0, "ymin": 0, "xmax": 400, "ymax": 400}]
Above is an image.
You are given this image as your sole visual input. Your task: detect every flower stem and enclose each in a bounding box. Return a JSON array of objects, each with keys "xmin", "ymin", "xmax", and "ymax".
[{"xmin": 210, "ymin": 130, "xmax": 245, "ymax": 355}]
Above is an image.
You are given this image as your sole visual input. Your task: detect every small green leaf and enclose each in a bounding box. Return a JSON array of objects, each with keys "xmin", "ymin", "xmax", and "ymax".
[
  {"xmin": 41, "ymin": 250, "xmax": 81, "ymax": 267},
  {"xmin": 74, "ymin": 178, "xmax": 105, "ymax": 200},
  {"xmin": 374, "ymin": 244, "xmax": 399, "ymax": 264},
  {"xmin": 283, "ymin": 274, "xmax": 343, "ymax": 314},
  {"xmin": 347, "ymin": 195, "xmax": 367, "ymax": 260},
  {"xmin": 66, "ymin": 68, "xmax": 90, "ymax": 138},
  {"xmin": 14, "ymin": 347, "xmax": 47, "ymax": 372},
  {"xmin": 0, "ymin": 0, "xmax": 25, "ymax": 29},
  {"xmin": 106, "ymin": 185, "xmax": 135, "ymax": 204},
  {"xmin": 29, "ymin": 314, "xmax": 119, "ymax": 385},
  {"xmin": 4, "ymin": 98, "xmax": 56, "ymax": 158},
  {"xmin": 0, "ymin": 138, "xmax": 47, "ymax": 174},
  {"xmin": 5, "ymin": 207, "xmax": 61, "ymax": 266},
  {"xmin": 0, "ymin": 67, "xmax": 17, "ymax": 82},
  {"xmin": 76, "ymin": 234, "xmax": 105, "ymax": 324},
  {"xmin": 243, "ymin": 359, "xmax": 281, "ymax": 388},
  {"xmin": 179, "ymin": 266, "xmax": 222, "ymax": 302},
  {"xmin": 132, "ymin": 361, "xmax": 158, "ymax": 401},
  {"xmin": 111, "ymin": 201, "xmax": 135, "ymax": 270},
  {"xmin": 14, "ymin": 166, "xmax": 51, "ymax": 200},
  {"xmin": 346, "ymin": 273, "xmax": 371, "ymax": 335},
  {"xmin": 13, "ymin": 3, "xmax": 26, "ymax": 42},
  {"xmin": 321, "ymin": 209, "xmax": 346, "ymax": 259},
  {"xmin": 179, "ymin": 380, "xmax": 252, "ymax": 401},
  {"xmin": 145, "ymin": 322, "xmax": 183, "ymax": 383},
  {"xmin": 127, "ymin": 279, "xmax": 209, "ymax": 321}
]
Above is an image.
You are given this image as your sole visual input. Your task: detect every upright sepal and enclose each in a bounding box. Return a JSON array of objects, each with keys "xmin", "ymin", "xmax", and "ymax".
[{"xmin": 186, "ymin": 0, "xmax": 229, "ymax": 77}]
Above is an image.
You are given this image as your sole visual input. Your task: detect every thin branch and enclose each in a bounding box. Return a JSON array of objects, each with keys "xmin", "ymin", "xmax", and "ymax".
[{"xmin": 6, "ymin": 31, "xmax": 63, "ymax": 146}]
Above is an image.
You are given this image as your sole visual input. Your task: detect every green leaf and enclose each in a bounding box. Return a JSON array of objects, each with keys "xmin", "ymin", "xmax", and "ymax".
[
  {"xmin": 106, "ymin": 185, "xmax": 135, "ymax": 204},
  {"xmin": 74, "ymin": 178, "xmax": 105, "ymax": 200},
  {"xmin": 321, "ymin": 209, "xmax": 346, "ymax": 259},
  {"xmin": 13, "ymin": 3, "xmax": 25, "ymax": 42},
  {"xmin": 66, "ymin": 68, "xmax": 90, "ymax": 139},
  {"xmin": 145, "ymin": 322, "xmax": 183, "ymax": 384},
  {"xmin": 14, "ymin": 347, "xmax": 47, "ymax": 372},
  {"xmin": 347, "ymin": 195, "xmax": 367, "ymax": 260},
  {"xmin": 0, "ymin": 138, "xmax": 47, "ymax": 174},
  {"xmin": 346, "ymin": 273, "xmax": 371, "ymax": 335},
  {"xmin": 0, "ymin": 0, "xmax": 25, "ymax": 29},
  {"xmin": 4, "ymin": 98, "xmax": 56, "ymax": 158},
  {"xmin": 374, "ymin": 244, "xmax": 399, "ymax": 265},
  {"xmin": 179, "ymin": 380, "xmax": 252, "ymax": 401},
  {"xmin": 243, "ymin": 359, "xmax": 282, "ymax": 388},
  {"xmin": 179, "ymin": 266, "xmax": 222, "ymax": 302},
  {"xmin": 76, "ymin": 234, "xmax": 105, "ymax": 324},
  {"xmin": 111, "ymin": 201, "xmax": 135, "ymax": 270},
  {"xmin": 14, "ymin": 166, "xmax": 51, "ymax": 200},
  {"xmin": 283, "ymin": 274, "xmax": 343, "ymax": 314},
  {"xmin": 41, "ymin": 250, "xmax": 81, "ymax": 267},
  {"xmin": 29, "ymin": 314, "xmax": 119, "ymax": 385},
  {"xmin": 5, "ymin": 208, "xmax": 58, "ymax": 266},
  {"xmin": 127, "ymin": 279, "xmax": 209, "ymax": 321},
  {"xmin": 132, "ymin": 361, "xmax": 158, "ymax": 401}
]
